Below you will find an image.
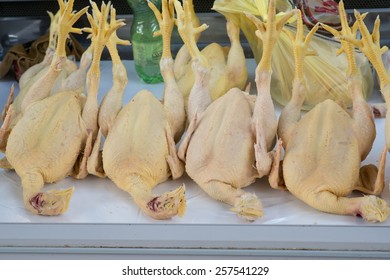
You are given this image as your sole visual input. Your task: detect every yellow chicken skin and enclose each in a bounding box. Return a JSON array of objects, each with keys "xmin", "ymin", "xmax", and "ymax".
[
  {"xmin": 6, "ymin": 91, "xmax": 84, "ymax": 215},
  {"xmin": 100, "ymin": 0, "xmax": 185, "ymax": 220},
  {"xmin": 178, "ymin": 0, "xmax": 295, "ymax": 220},
  {"xmin": 272, "ymin": 3, "xmax": 390, "ymax": 222},
  {"xmin": 102, "ymin": 90, "xmax": 185, "ymax": 220},
  {"xmin": 4, "ymin": 2, "xmax": 124, "ymax": 215}
]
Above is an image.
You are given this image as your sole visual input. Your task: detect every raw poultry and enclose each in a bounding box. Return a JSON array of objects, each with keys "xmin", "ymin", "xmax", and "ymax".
[
  {"xmin": 98, "ymin": 0, "xmax": 185, "ymax": 220},
  {"xmin": 341, "ymin": 9, "xmax": 390, "ymax": 156},
  {"xmin": 2, "ymin": 1, "xmax": 124, "ymax": 215},
  {"xmin": 87, "ymin": 3, "xmax": 131, "ymax": 178},
  {"xmin": 177, "ymin": 0, "xmax": 294, "ymax": 220},
  {"xmin": 173, "ymin": 0, "xmax": 248, "ymax": 109},
  {"xmin": 97, "ymin": 6, "xmax": 131, "ymax": 138},
  {"xmin": 0, "ymin": 0, "xmax": 87, "ymax": 153},
  {"xmin": 271, "ymin": 1, "xmax": 390, "ymax": 222}
]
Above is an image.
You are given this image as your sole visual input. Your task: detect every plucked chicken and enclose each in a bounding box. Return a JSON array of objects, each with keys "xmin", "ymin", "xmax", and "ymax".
[
  {"xmin": 177, "ymin": 0, "xmax": 294, "ymax": 220},
  {"xmin": 340, "ymin": 9, "xmax": 390, "ymax": 156},
  {"xmin": 98, "ymin": 0, "xmax": 185, "ymax": 220},
  {"xmin": 0, "ymin": 0, "xmax": 86, "ymax": 153},
  {"xmin": 270, "ymin": 2, "xmax": 390, "ymax": 222},
  {"xmin": 173, "ymin": 0, "xmax": 248, "ymax": 106},
  {"xmin": 3, "ymin": 1, "xmax": 124, "ymax": 215}
]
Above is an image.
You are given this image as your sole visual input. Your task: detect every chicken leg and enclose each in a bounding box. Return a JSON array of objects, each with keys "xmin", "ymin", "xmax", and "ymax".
[
  {"xmin": 97, "ymin": 6, "xmax": 130, "ymax": 138},
  {"xmin": 149, "ymin": 0, "xmax": 185, "ymax": 140},
  {"xmin": 74, "ymin": 2, "xmax": 126, "ymax": 179},
  {"xmin": 245, "ymin": 1, "xmax": 296, "ymax": 176},
  {"xmin": 20, "ymin": 0, "xmax": 88, "ymax": 113},
  {"xmin": 339, "ymin": 10, "xmax": 390, "ymax": 152}
]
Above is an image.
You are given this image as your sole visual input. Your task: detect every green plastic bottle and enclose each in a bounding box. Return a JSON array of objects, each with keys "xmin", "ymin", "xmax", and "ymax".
[{"xmin": 127, "ymin": 0, "xmax": 163, "ymax": 84}]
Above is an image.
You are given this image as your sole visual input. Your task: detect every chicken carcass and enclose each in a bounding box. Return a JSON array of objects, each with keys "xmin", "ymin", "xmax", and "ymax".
[
  {"xmin": 173, "ymin": 0, "xmax": 248, "ymax": 107},
  {"xmin": 271, "ymin": 3, "xmax": 390, "ymax": 222},
  {"xmin": 177, "ymin": 0, "xmax": 295, "ymax": 220},
  {"xmin": 97, "ymin": 0, "xmax": 185, "ymax": 220},
  {"xmin": 3, "ymin": 2, "xmax": 124, "ymax": 215},
  {"xmin": 0, "ymin": 0, "xmax": 86, "ymax": 153},
  {"xmin": 341, "ymin": 10, "xmax": 390, "ymax": 154}
]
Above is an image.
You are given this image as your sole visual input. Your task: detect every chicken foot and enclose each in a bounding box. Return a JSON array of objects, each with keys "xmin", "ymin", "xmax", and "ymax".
[
  {"xmin": 339, "ymin": 10, "xmax": 390, "ymax": 150},
  {"xmin": 173, "ymin": 0, "xmax": 200, "ymax": 81},
  {"xmin": 20, "ymin": 0, "xmax": 88, "ymax": 113},
  {"xmin": 149, "ymin": 0, "xmax": 185, "ymax": 140}
]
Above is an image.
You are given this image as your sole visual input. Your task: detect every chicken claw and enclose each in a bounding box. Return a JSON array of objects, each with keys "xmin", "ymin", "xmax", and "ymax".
[
  {"xmin": 56, "ymin": 0, "xmax": 88, "ymax": 57},
  {"xmin": 174, "ymin": 0, "xmax": 209, "ymax": 62}
]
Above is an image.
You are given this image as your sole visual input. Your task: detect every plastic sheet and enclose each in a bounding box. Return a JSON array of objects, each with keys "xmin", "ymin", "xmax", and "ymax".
[
  {"xmin": 213, "ymin": 0, "xmax": 374, "ymax": 110},
  {"xmin": 0, "ymin": 60, "xmax": 389, "ymax": 226}
]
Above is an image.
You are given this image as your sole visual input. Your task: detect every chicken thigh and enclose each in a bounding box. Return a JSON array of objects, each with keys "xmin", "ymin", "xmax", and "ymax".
[
  {"xmin": 178, "ymin": 0, "xmax": 294, "ymax": 220},
  {"xmin": 272, "ymin": 3, "xmax": 389, "ymax": 222},
  {"xmin": 100, "ymin": 0, "xmax": 185, "ymax": 220}
]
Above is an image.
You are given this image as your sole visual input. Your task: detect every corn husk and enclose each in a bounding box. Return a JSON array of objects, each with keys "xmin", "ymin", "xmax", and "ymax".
[{"xmin": 213, "ymin": 0, "xmax": 374, "ymax": 110}]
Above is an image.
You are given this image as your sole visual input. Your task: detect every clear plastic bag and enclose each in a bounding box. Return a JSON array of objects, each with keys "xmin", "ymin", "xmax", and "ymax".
[
  {"xmin": 297, "ymin": 0, "xmax": 353, "ymax": 32},
  {"xmin": 213, "ymin": 0, "xmax": 374, "ymax": 110}
]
